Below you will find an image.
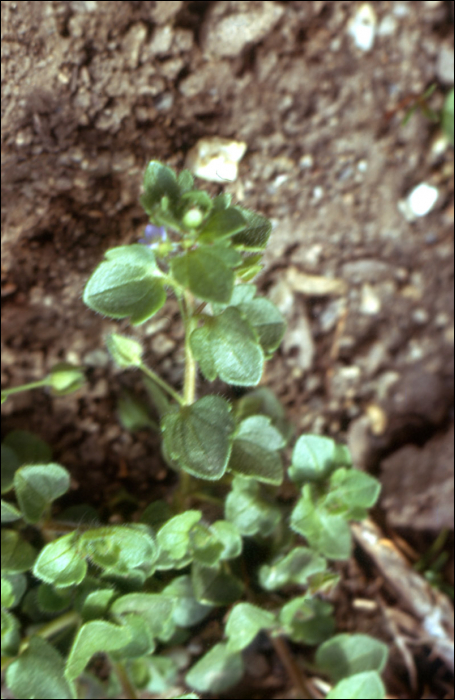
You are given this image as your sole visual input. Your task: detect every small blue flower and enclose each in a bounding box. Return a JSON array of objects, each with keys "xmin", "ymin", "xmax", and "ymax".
[{"xmin": 139, "ymin": 224, "xmax": 167, "ymax": 248}]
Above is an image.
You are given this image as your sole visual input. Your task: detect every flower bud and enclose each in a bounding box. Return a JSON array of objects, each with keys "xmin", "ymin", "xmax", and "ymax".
[{"xmin": 182, "ymin": 207, "xmax": 204, "ymax": 229}]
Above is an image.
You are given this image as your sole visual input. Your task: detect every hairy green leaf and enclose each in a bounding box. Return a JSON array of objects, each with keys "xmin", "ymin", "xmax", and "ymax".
[
  {"xmin": 225, "ymin": 477, "xmax": 281, "ymax": 536},
  {"xmin": 7, "ymin": 636, "xmax": 76, "ymax": 699},
  {"xmin": 326, "ymin": 671, "xmax": 386, "ymax": 699},
  {"xmin": 171, "ymin": 246, "xmax": 240, "ymax": 303},
  {"xmin": 259, "ymin": 547, "xmax": 327, "ymax": 591},
  {"xmin": 228, "ymin": 415, "xmax": 285, "ymax": 484},
  {"xmin": 289, "ymin": 435, "xmax": 352, "ymax": 484},
  {"xmin": 191, "ymin": 307, "xmax": 264, "ymax": 386},
  {"xmin": 280, "ymin": 595, "xmax": 334, "ymax": 645},
  {"xmin": 14, "ymin": 463, "xmax": 70, "ymax": 523},
  {"xmin": 226, "ymin": 603, "xmax": 276, "ymax": 652},
  {"xmin": 157, "ymin": 511, "xmax": 202, "ymax": 563},
  {"xmin": 231, "ymin": 207, "xmax": 271, "ymax": 250},
  {"xmin": 163, "ymin": 575, "xmax": 213, "ymax": 627},
  {"xmin": 65, "ymin": 620, "xmax": 132, "ymax": 682},
  {"xmin": 197, "ymin": 208, "xmax": 247, "ymax": 242},
  {"xmin": 33, "ymin": 532, "xmax": 85, "ymax": 587},
  {"xmin": 185, "ymin": 642, "xmax": 244, "ymax": 694},
  {"xmin": 290, "ymin": 485, "xmax": 352, "ymax": 559},
  {"xmin": 110, "ymin": 593, "xmax": 176, "ymax": 641},
  {"xmin": 83, "ymin": 245, "xmax": 166, "ymax": 325},
  {"xmin": 140, "ymin": 161, "xmax": 180, "ymax": 214},
  {"xmin": 161, "ymin": 396, "xmax": 235, "ymax": 480},
  {"xmin": 316, "ymin": 633, "xmax": 389, "ymax": 683},
  {"xmin": 192, "ymin": 562, "xmax": 245, "ymax": 605}
]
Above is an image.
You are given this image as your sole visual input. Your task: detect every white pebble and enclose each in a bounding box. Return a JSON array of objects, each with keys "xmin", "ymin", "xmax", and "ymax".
[
  {"xmin": 398, "ymin": 182, "xmax": 439, "ymax": 221},
  {"xmin": 392, "ymin": 2, "xmax": 410, "ymax": 17},
  {"xmin": 377, "ymin": 15, "xmax": 397, "ymax": 37},
  {"xmin": 360, "ymin": 284, "xmax": 381, "ymax": 315},
  {"xmin": 347, "ymin": 4, "xmax": 377, "ymax": 52},
  {"xmin": 185, "ymin": 137, "xmax": 247, "ymax": 183},
  {"xmin": 299, "ymin": 154, "xmax": 313, "ymax": 169}
]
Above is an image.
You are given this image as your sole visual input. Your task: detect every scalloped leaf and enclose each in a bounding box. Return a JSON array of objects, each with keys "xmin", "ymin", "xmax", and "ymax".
[
  {"xmin": 290, "ymin": 485, "xmax": 352, "ymax": 560},
  {"xmin": 65, "ymin": 620, "xmax": 132, "ymax": 682},
  {"xmin": 161, "ymin": 396, "xmax": 235, "ymax": 480},
  {"xmin": 228, "ymin": 415, "xmax": 285, "ymax": 484},
  {"xmin": 197, "ymin": 208, "xmax": 247, "ymax": 242},
  {"xmin": 171, "ymin": 246, "xmax": 241, "ymax": 303},
  {"xmin": 191, "ymin": 307, "xmax": 264, "ymax": 386},
  {"xmin": 185, "ymin": 642, "xmax": 244, "ymax": 694},
  {"xmin": 231, "ymin": 207, "xmax": 271, "ymax": 250},
  {"xmin": 14, "ymin": 463, "xmax": 70, "ymax": 524},
  {"xmin": 7, "ymin": 636, "xmax": 76, "ymax": 699},
  {"xmin": 225, "ymin": 477, "xmax": 281, "ymax": 537},
  {"xmin": 326, "ymin": 671, "xmax": 386, "ymax": 699},
  {"xmin": 316, "ymin": 633, "xmax": 389, "ymax": 683},
  {"xmin": 83, "ymin": 245, "xmax": 166, "ymax": 325},
  {"xmin": 289, "ymin": 435, "xmax": 352, "ymax": 484},
  {"xmin": 226, "ymin": 603, "xmax": 276, "ymax": 652},
  {"xmin": 33, "ymin": 532, "xmax": 85, "ymax": 587},
  {"xmin": 259, "ymin": 547, "xmax": 327, "ymax": 591},
  {"xmin": 140, "ymin": 161, "xmax": 180, "ymax": 214}
]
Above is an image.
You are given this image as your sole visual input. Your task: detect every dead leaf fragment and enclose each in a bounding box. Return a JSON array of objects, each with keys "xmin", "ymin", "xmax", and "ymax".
[{"xmin": 286, "ymin": 266, "xmax": 347, "ymax": 296}]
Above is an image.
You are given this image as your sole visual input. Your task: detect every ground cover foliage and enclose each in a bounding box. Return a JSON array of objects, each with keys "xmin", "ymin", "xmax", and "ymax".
[{"xmin": 2, "ymin": 162, "xmax": 387, "ymax": 699}]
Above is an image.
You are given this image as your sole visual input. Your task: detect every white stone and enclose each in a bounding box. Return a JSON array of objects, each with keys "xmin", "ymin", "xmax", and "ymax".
[
  {"xmin": 299, "ymin": 154, "xmax": 313, "ymax": 169},
  {"xmin": 360, "ymin": 284, "xmax": 381, "ymax": 315},
  {"xmin": 392, "ymin": 2, "xmax": 410, "ymax": 16},
  {"xmin": 185, "ymin": 137, "xmax": 247, "ymax": 182},
  {"xmin": 436, "ymin": 45, "xmax": 455, "ymax": 85},
  {"xmin": 399, "ymin": 182, "xmax": 439, "ymax": 221},
  {"xmin": 282, "ymin": 314, "xmax": 315, "ymax": 372},
  {"xmin": 377, "ymin": 15, "xmax": 397, "ymax": 37},
  {"xmin": 201, "ymin": 2, "xmax": 284, "ymax": 58},
  {"xmin": 347, "ymin": 4, "xmax": 377, "ymax": 52}
]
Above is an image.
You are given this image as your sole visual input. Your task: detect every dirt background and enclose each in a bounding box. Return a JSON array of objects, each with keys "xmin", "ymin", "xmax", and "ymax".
[{"xmin": 1, "ymin": 1, "xmax": 454, "ymax": 698}]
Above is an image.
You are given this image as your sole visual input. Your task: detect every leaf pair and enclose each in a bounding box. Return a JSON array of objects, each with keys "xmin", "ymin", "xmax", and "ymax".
[
  {"xmin": 161, "ymin": 396, "xmax": 286, "ymax": 483},
  {"xmin": 190, "ymin": 285, "xmax": 285, "ymax": 386}
]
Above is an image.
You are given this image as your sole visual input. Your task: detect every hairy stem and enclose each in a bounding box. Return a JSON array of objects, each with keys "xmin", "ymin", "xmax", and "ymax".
[
  {"xmin": 270, "ymin": 635, "xmax": 315, "ymax": 699},
  {"xmin": 2, "ymin": 379, "xmax": 49, "ymax": 396},
  {"xmin": 183, "ymin": 291, "xmax": 197, "ymax": 406},
  {"xmin": 110, "ymin": 659, "xmax": 138, "ymax": 699},
  {"xmin": 139, "ymin": 364, "xmax": 184, "ymax": 406}
]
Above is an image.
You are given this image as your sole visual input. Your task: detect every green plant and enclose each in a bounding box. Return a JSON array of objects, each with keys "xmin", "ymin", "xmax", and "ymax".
[
  {"xmin": 414, "ymin": 530, "xmax": 454, "ymax": 600},
  {"xmin": 441, "ymin": 88, "xmax": 454, "ymax": 146},
  {"xmin": 1, "ymin": 363, "xmax": 85, "ymax": 404},
  {"xmin": 399, "ymin": 83, "xmax": 454, "ymax": 146},
  {"xmin": 1, "ymin": 161, "xmax": 387, "ymax": 699}
]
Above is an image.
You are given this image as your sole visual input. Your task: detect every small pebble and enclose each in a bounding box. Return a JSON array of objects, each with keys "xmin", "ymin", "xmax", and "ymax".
[
  {"xmin": 377, "ymin": 15, "xmax": 397, "ymax": 37},
  {"xmin": 299, "ymin": 154, "xmax": 314, "ymax": 169},
  {"xmin": 436, "ymin": 44, "xmax": 455, "ymax": 85},
  {"xmin": 398, "ymin": 182, "xmax": 439, "ymax": 221},
  {"xmin": 360, "ymin": 284, "xmax": 381, "ymax": 314},
  {"xmin": 185, "ymin": 137, "xmax": 247, "ymax": 182},
  {"xmin": 347, "ymin": 4, "xmax": 377, "ymax": 52}
]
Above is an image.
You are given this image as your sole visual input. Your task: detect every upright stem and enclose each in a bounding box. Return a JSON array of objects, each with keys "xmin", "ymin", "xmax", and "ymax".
[
  {"xmin": 110, "ymin": 659, "xmax": 138, "ymax": 699},
  {"xmin": 270, "ymin": 635, "xmax": 314, "ymax": 699},
  {"xmin": 172, "ymin": 291, "xmax": 198, "ymax": 510},
  {"xmin": 183, "ymin": 291, "xmax": 197, "ymax": 406}
]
